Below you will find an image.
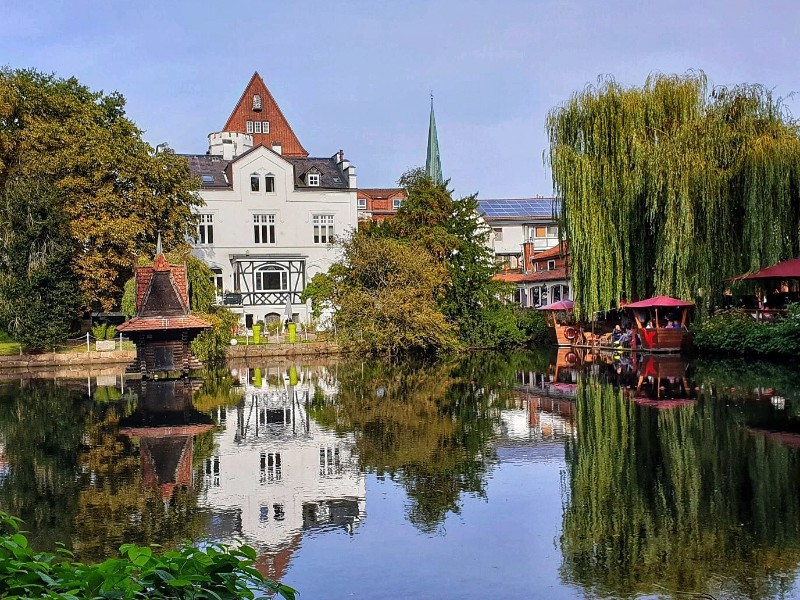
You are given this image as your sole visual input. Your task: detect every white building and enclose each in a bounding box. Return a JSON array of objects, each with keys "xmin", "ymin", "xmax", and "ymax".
[
  {"xmin": 199, "ymin": 365, "xmax": 365, "ymax": 573},
  {"xmin": 186, "ymin": 73, "xmax": 358, "ymax": 326}
]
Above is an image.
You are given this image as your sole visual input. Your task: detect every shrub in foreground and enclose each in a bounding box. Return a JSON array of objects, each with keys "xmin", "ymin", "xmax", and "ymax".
[
  {"xmin": 0, "ymin": 512, "xmax": 296, "ymax": 599},
  {"xmin": 691, "ymin": 305, "xmax": 800, "ymax": 355}
]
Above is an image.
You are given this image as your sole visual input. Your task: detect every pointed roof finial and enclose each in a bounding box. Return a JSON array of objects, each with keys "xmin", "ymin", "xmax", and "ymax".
[
  {"xmin": 426, "ymin": 95, "xmax": 443, "ymax": 185},
  {"xmin": 156, "ymin": 233, "xmax": 163, "ymax": 257}
]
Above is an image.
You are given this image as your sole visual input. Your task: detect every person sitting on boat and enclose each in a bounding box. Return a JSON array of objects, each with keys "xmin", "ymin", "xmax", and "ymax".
[
  {"xmin": 645, "ymin": 320, "xmax": 654, "ymax": 329},
  {"xmin": 611, "ymin": 324, "xmax": 623, "ymax": 342}
]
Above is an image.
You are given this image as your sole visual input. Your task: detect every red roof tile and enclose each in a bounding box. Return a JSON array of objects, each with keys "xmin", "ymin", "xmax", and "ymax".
[
  {"xmin": 495, "ymin": 267, "xmax": 569, "ymax": 283},
  {"xmin": 117, "ymin": 315, "xmax": 211, "ymax": 332}
]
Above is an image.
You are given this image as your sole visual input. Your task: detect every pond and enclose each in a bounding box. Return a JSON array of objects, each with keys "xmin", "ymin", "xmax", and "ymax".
[{"xmin": 1, "ymin": 349, "xmax": 800, "ymax": 599}]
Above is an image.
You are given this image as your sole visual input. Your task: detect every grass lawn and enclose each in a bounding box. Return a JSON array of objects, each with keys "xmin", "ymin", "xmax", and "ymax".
[{"xmin": 0, "ymin": 332, "xmax": 21, "ymax": 356}]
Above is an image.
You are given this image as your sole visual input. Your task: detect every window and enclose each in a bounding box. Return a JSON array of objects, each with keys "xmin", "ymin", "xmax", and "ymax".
[
  {"xmin": 260, "ymin": 452, "xmax": 281, "ymax": 482},
  {"xmin": 197, "ymin": 214, "xmax": 214, "ymax": 245},
  {"xmin": 205, "ymin": 456, "xmax": 220, "ymax": 487},
  {"xmin": 392, "ymin": 197, "xmax": 402, "ymax": 209},
  {"xmin": 307, "ymin": 172, "xmax": 320, "ymax": 186},
  {"xmin": 250, "ymin": 175, "xmax": 259, "ymax": 192},
  {"xmin": 254, "ymin": 121, "xmax": 262, "ymax": 133},
  {"xmin": 357, "ymin": 197, "xmax": 367, "ymax": 210},
  {"xmin": 253, "ymin": 214, "xmax": 276, "ymax": 244},
  {"xmin": 548, "ymin": 260, "xmax": 556, "ymax": 270},
  {"xmin": 313, "ymin": 214, "xmax": 335, "ymax": 244},
  {"xmin": 534, "ymin": 226, "xmax": 547, "ymax": 238},
  {"xmin": 246, "ymin": 120, "xmax": 254, "ymax": 133},
  {"xmin": 211, "ymin": 267, "xmax": 223, "ymax": 292},
  {"xmin": 265, "ymin": 175, "xmax": 275, "ymax": 193},
  {"xmin": 262, "ymin": 121, "xmax": 270, "ymax": 133},
  {"xmin": 493, "ymin": 227, "xmax": 503, "ymax": 241},
  {"xmin": 201, "ymin": 174, "xmax": 215, "ymax": 184},
  {"xmin": 255, "ymin": 266, "xmax": 288, "ymax": 291},
  {"xmin": 320, "ymin": 446, "xmax": 341, "ymax": 477},
  {"xmin": 253, "ymin": 94, "xmax": 262, "ymax": 111}
]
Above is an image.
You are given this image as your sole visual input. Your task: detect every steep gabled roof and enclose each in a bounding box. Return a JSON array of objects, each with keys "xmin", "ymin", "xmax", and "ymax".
[{"xmin": 223, "ymin": 72, "xmax": 308, "ymax": 158}]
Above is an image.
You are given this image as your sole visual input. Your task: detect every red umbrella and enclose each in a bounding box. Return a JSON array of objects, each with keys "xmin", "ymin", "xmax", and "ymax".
[
  {"xmin": 537, "ymin": 299, "xmax": 575, "ymax": 311},
  {"xmin": 624, "ymin": 296, "xmax": 694, "ymax": 309}
]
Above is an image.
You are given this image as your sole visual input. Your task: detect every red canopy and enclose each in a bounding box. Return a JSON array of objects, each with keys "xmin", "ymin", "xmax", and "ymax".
[
  {"xmin": 537, "ymin": 299, "xmax": 574, "ymax": 311},
  {"xmin": 624, "ymin": 296, "xmax": 694, "ymax": 309},
  {"xmin": 744, "ymin": 258, "xmax": 800, "ymax": 280}
]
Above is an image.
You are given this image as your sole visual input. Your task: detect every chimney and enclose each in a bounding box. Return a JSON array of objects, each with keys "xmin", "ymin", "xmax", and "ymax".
[
  {"xmin": 337, "ymin": 149, "xmax": 344, "ymax": 163},
  {"xmin": 347, "ymin": 164, "xmax": 357, "ymax": 188},
  {"xmin": 271, "ymin": 141, "xmax": 282, "ymax": 155},
  {"xmin": 222, "ymin": 139, "xmax": 234, "ymax": 161}
]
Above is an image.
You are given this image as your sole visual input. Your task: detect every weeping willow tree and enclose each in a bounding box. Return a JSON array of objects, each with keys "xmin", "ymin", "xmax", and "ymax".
[{"xmin": 547, "ymin": 72, "xmax": 800, "ymax": 317}]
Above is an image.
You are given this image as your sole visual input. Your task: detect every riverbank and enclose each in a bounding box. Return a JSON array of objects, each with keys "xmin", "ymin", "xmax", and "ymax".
[{"xmin": 0, "ymin": 341, "xmax": 342, "ymax": 379}]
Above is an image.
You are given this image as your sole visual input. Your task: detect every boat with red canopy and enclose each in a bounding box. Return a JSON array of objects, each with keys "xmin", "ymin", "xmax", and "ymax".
[
  {"xmin": 624, "ymin": 295, "xmax": 693, "ymax": 352},
  {"xmin": 537, "ymin": 299, "xmax": 581, "ymax": 347}
]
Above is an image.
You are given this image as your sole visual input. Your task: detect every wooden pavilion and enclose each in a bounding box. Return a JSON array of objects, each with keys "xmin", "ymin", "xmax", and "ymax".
[{"xmin": 117, "ymin": 249, "xmax": 211, "ymax": 376}]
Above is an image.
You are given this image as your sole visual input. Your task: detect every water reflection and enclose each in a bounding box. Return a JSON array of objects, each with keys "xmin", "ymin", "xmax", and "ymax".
[
  {"xmin": 561, "ymin": 352, "xmax": 800, "ymax": 600},
  {"xmin": 1, "ymin": 351, "xmax": 800, "ymax": 598}
]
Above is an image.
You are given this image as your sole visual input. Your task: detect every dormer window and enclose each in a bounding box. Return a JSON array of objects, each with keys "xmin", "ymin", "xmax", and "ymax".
[
  {"xmin": 307, "ymin": 172, "xmax": 320, "ymax": 187},
  {"xmin": 392, "ymin": 197, "xmax": 402, "ymax": 209},
  {"xmin": 548, "ymin": 260, "xmax": 556, "ymax": 270},
  {"xmin": 357, "ymin": 198, "xmax": 366, "ymax": 209},
  {"xmin": 253, "ymin": 95, "xmax": 262, "ymax": 111}
]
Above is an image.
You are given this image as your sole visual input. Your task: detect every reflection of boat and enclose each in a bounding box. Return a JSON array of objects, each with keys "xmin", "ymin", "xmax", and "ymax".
[
  {"xmin": 625, "ymin": 296, "xmax": 693, "ymax": 352},
  {"xmin": 537, "ymin": 300, "xmax": 580, "ymax": 347},
  {"xmin": 631, "ymin": 354, "xmax": 696, "ymax": 408}
]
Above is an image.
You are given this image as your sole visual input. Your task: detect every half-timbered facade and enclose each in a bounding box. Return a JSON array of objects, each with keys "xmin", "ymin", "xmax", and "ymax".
[{"xmin": 187, "ymin": 73, "xmax": 358, "ymax": 326}]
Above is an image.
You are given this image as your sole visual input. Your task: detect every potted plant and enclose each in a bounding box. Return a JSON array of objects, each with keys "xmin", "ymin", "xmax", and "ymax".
[{"xmin": 253, "ymin": 320, "xmax": 264, "ymax": 344}]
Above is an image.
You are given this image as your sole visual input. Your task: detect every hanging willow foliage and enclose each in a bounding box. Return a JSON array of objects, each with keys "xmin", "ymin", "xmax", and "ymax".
[{"xmin": 547, "ymin": 71, "xmax": 800, "ymax": 318}]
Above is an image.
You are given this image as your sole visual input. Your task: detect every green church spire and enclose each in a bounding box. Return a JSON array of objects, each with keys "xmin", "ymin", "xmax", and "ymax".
[{"xmin": 426, "ymin": 95, "xmax": 442, "ymax": 184}]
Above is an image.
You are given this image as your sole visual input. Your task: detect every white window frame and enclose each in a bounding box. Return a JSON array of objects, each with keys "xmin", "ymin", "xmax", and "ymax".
[
  {"xmin": 357, "ymin": 197, "xmax": 367, "ymax": 210},
  {"xmin": 253, "ymin": 214, "xmax": 276, "ymax": 244},
  {"xmin": 197, "ymin": 213, "xmax": 214, "ymax": 245},
  {"xmin": 313, "ymin": 214, "xmax": 335, "ymax": 244},
  {"xmin": 493, "ymin": 227, "xmax": 503, "ymax": 241},
  {"xmin": 262, "ymin": 121, "xmax": 270, "ymax": 133},
  {"xmin": 307, "ymin": 172, "xmax": 320, "ymax": 186},
  {"xmin": 392, "ymin": 197, "xmax": 402, "ymax": 209},
  {"xmin": 246, "ymin": 120, "xmax": 254, "ymax": 134},
  {"xmin": 265, "ymin": 174, "xmax": 275, "ymax": 193},
  {"xmin": 548, "ymin": 260, "xmax": 556, "ymax": 270},
  {"xmin": 254, "ymin": 121, "xmax": 262, "ymax": 134},
  {"xmin": 254, "ymin": 266, "xmax": 288, "ymax": 292},
  {"xmin": 253, "ymin": 95, "xmax": 262, "ymax": 111},
  {"xmin": 250, "ymin": 174, "xmax": 260, "ymax": 192}
]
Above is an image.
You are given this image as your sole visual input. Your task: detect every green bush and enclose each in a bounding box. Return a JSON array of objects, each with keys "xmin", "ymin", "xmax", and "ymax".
[
  {"xmin": 91, "ymin": 323, "xmax": 118, "ymax": 341},
  {"xmin": 0, "ymin": 512, "xmax": 295, "ymax": 599},
  {"xmin": 191, "ymin": 307, "xmax": 240, "ymax": 363},
  {"xmin": 691, "ymin": 305, "xmax": 800, "ymax": 355}
]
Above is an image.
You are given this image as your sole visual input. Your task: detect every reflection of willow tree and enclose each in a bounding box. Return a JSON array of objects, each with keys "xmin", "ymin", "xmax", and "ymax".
[
  {"xmin": 0, "ymin": 381, "xmax": 86, "ymax": 550},
  {"xmin": 562, "ymin": 380, "xmax": 800, "ymax": 599},
  {"xmin": 311, "ymin": 355, "xmax": 526, "ymax": 532}
]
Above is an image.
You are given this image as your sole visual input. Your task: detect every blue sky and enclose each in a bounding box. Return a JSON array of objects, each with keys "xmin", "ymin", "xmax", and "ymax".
[{"xmin": 2, "ymin": 0, "xmax": 798, "ymax": 198}]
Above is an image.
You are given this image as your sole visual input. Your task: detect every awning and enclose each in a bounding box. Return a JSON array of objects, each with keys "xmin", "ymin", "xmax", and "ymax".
[
  {"xmin": 740, "ymin": 258, "xmax": 800, "ymax": 280},
  {"xmin": 624, "ymin": 296, "xmax": 694, "ymax": 309},
  {"xmin": 537, "ymin": 299, "xmax": 574, "ymax": 311}
]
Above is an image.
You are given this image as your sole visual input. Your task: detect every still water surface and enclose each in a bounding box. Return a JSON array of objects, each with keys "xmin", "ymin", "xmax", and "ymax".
[{"xmin": 1, "ymin": 349, "xmax": 800, "ymax": 599}]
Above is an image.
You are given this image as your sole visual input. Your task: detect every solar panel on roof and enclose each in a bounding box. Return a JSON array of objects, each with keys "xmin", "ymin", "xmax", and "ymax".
[{"xmin": 478, "ymin": 199, "xmax": 559, "ymax": 218}]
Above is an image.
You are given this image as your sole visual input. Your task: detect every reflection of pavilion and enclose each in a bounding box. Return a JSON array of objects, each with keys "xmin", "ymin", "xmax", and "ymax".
[
  {"xmin": 118, "ymin": 380, "xmax": 214, "ymax": 501},
  {"xmin": 512, "ymin": 354, "xmax": 577, "ymax": 441},
  {"xmin": 630, "ymin": 354, "xmax": 696, "ymax": 409},
  {"xmin": 199, "ymin": 365, "xmax": 365, "ymax": 583}
]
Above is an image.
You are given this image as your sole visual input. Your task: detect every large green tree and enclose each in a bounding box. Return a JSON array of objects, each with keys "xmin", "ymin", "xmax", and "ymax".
[
  {"xmin": 0, "ymin": 178, "xmax": 82, "ymax": 349},
  {"xmin": 339, "ymin": 170, "xmax": 524, "ymax": 351},
  {"xmin": 547, "ymin": 72, "xmax": 800, "ymax": 318},
  {"xmin": 0, "ymin": 68, "xmax": 201, "ymax": 311}
]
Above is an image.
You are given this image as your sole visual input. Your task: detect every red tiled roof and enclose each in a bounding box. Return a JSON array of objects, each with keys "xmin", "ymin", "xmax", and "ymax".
[
  {"xmin": 117, "ymin": 315, "xmax": 211, "ymax": 332},
  {"xmin": 358, "ymin": 188, "xmax": 404, "ymax": 199},
  {"xmin": 495, "ymin": 267, "xmax": 568, "ymax": 283},
  {"xmin": 532, "ymin": 242, "xmax": 569, "ymax": 261},
  {"xmin": 223, "ymin": 72, "xmax": 308, "ymax": 158}
]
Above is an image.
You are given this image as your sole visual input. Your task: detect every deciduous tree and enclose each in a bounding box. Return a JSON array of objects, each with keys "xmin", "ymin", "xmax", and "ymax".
[
  {"xmin": 547, "ymin": 72, "xmax": 800, "ymax": 317},
  {"xmin": 0, "ymin": 68, "xmax": 201, "ymax": 311}
]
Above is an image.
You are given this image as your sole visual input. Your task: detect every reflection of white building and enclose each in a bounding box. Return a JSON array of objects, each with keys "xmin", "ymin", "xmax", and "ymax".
[{"xmin": 198, "ymin": 365, "xmax": 365, "ymax": 580}]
